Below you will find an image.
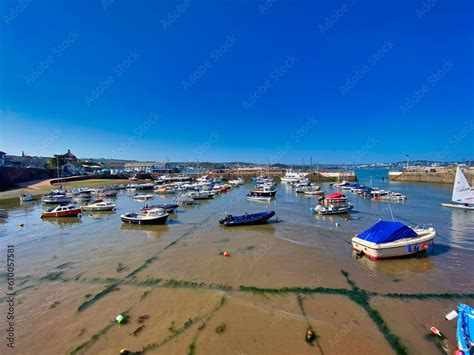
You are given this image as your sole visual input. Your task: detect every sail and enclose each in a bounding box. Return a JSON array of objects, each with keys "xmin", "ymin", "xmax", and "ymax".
[{"xmin": 452, "ymin": 167, "xmax": 474, "ymax": 204}]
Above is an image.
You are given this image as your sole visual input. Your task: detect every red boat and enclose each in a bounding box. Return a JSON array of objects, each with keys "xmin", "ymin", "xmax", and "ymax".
[{"xmin": 41, "ymin": 204, "xmax": 81, "ymax": 218}]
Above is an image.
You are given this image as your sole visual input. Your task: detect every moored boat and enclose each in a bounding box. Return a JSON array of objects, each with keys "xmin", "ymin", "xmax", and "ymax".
[
  {"xmin": 81, "ymin": 199, "xmax": 116, "ymax": 211},
  {"xmin": 188, "ymin": 191, "xmax": 214, "ymax": 200},
  {"xmin": 281, "ymin": 171, "xmax": 309, "ymax": 183},
  {"xmin": 120, "ymin": 208, "xmax": 169, "ymax": 225},
  {"xmin": 132, "ymin": 193, "xmax": 154, "ymax": 200},
  {"xmin": 141, "ymin": 203, "xmax": 178, "ymax": 213},
  {"xmin": 351, "ymin": 220, "xmax": 436, "ymax": 260},
  {"xmin": 19, "ymin": 193, "xmax": 33, "ymax": 202},
  {"xmin": 41, "ymin": 204, "xmax": 81, "ymax": 218},
  {"xmin": 312, "ymin": 204, "xmax": 353, "ymax": 215},
  {"xmin": 175, "ymin": 196, "xmax": 194, "ymax": 205},
  {"xmin": 219, "ymin": 210, "xmax": 276, "ymax": 226},
  {"xmin": 247, "ymin": 194, "xmax": 271, "ymax": 202},
  {"xmin": 229, "ymin": 177, "xmax": 244, "ymax": 186},
  {"xmin": 42, "ymin": 193, "xmax": 72, "ymax": 204}
]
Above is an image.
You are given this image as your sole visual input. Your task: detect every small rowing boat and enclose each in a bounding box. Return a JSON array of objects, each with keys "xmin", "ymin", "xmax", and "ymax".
[
  {"xmin": 219, "ymin": 211, "xmax": 275, "ymax": 226},
  {"xmin": 41, "ymin": 204, "xmax": 81, "ymax": 218}
]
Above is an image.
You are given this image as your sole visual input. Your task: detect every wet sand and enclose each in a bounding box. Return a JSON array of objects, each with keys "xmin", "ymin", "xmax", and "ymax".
[
  {"xmin": 1, "ymin": 183, "xmax": 473, "ymax": 354},
  {"xmin": 1, "ymin": 223, "xmax": 471, "ymax": 354}
]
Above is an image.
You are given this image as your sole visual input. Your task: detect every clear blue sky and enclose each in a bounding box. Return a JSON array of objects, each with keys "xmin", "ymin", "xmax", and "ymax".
[{"xmin": 1, "ymin": 0, "xmax": 473, "ymax": 163}]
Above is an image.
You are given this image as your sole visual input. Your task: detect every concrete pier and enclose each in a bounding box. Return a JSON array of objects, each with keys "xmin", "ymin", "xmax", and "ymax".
[{"xmin": 388, "ymin": 166, "xmax": 474, "ymax": 184}]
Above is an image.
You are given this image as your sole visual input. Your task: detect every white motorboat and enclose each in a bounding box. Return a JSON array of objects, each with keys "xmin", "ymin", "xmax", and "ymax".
[
  {"xmin": 121, "ymin": 208, "xmax": 169, "ymax": 225},
  {"xmin": 247, "ymin": 194, "xmax": 271, "ymax": 202},
  {"xmin": 81, "ymin": 199, "xmax": 116, "ymax": 211},
  {"xmin": 281, "ymin": 171, "xmax": 309, "ymax": 183},
  {"xmin": 175, "ymin": 196, "xmax": 194, "ymax": 205},
  {"xmin": 304, "ymin": 187, "xmax": 324, "ymax": 196},
  {"xmin": 229, "ymin": 177, "xmax": 244, "ymax": 186},
  {"xmin": 132, "ymin": 193, "xmax": 154, "ymax": 200},
  {"xmin": 352, "ymin": 221, "xmax": 436, "ymax": 260},
  {"xmin": 441, "ymin": 167, "xmax": 474, "ymax": 210},
  {"xmin": 41, "ymin": 204, "xmax": 81, "ymax": 218},
  {"xmin": 42, "ymin": 193, "xmax": 72, "ymax": 204},
  {"xmin": 19, "ymin": 193, "xmax": 33, "ymax": 202},
  {"xmin": 312, "ymin": 203, "xmax": 353, "ymax": 215},
  {"xmin": 188, "ymin": 191, "xmax": 214, "ymax": 200},
  {"xmin": 382, "ymin": 192, "xmax": 408, "ymax": 201}
]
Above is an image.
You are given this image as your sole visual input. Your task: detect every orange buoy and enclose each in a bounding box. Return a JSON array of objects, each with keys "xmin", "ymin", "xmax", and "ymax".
[{"xmin": 223, "ymin": 251, "xmax": 230, "ymax": 257}]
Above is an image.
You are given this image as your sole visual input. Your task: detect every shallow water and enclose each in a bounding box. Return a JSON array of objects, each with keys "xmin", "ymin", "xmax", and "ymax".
[
  {"xmin": 0, "ymin": 171, "xmax": 473, "ymax": 353},
  {"xmin": 0, "ymin": 171, "xmax": 473, "ymax": 290}
]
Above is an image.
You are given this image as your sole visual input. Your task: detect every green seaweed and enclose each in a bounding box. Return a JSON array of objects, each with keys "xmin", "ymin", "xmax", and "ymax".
[
  {"xmin": 69, "ymin": 323, "xmax": 114, "ymax": 355},
  {"xmin": 77, "ymin": 256, "xmax": 159, "ymax": 312},
  {"xmin": 340, "ymin": 270, "xmax": 407, "ymax": 355}
]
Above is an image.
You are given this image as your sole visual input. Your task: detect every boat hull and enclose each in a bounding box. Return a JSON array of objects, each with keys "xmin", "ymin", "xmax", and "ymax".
[
  {"xmin": 219, "ymin": 211, "xmax": 275, "ymax": 226},
  {"xmin": 81, "ymin": 205, "xmax": 115, "ymax": 211},
  {"xmin": 121, "ymin": 214, "xmax": 169, "ymax": 225},
  {"xmin": 41, "ymin": 209, "xmax": 81, "ymax": 218},
  {"xmin": 352, "ymin": 229, "xmax": 436, "ymax": 260},
  {"xmin": 441, "ymin": 203, "xmax": 474, "ymax": 210}
]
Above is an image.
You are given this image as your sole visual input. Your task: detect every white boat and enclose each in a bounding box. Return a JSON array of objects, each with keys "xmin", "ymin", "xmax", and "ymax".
[
  {"xmin": 42, "ymin": 193, "xmax": 72, "ymax": 204},
  {"xmin": 441, "ymin": 167, "xmax": 474, "ymax": 210},
  {"xmin": 247, "ymin": 194, "xmax": 271, "ymax": 202},
  {"xmin": 132, "ymin": 194, "xmax": 154, "ymax": 200},
  {"xmin": 352, "ymin": 221, "xmax": 436, "ymax": 260},
  {"xmin": 19, "ymin": 193, "xmax": 33, "ymax": 202},
  {"xmin": 382, "ymin": 192, "xmax": 408, "ymax": 201},
  {"xmin": 121, "ymin": 208, "xmax": 169, "ymax": 225},
  {"xmin": 281, "ymin": 171, "xmax": 309, "ymax": 183},
  {"xmin": 175, "ymin": 196, "xmax": 194, "ymax": 205},
  {"xmin": 229, "ymin": 177, "xmax": 244, "ymax": 186},
  {"xmin": 0, "ymin": 208, "xmax": 6, "ymax": 217},
  {"xmin": 304, "ymin": 187, "xmax": 324, "ymax": 196},
  {"xmin": 188, "ymin": 191, "xmax": 214, "ymax": 200},
  {"xmin": 312, "ymin": 203, "xmax": 353, "ymax": 215},
  {"xmin": 81, "ymin": 199, "xmax": 116, "ymax": 211}
]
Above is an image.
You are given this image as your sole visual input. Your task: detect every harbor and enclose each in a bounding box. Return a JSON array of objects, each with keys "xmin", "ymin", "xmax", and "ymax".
[{"xmin": 0, "ymin": 168, "xmax": 472, "ymax": 354}]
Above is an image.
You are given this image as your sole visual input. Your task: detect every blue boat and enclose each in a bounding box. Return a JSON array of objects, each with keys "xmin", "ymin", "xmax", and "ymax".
[
  {"xmin": 219, "ymin": 211, "xmax": 275, "ymax": 226},
  {"xmin": 457, "ymin": 304, "xmax": 474, "ymax": 353}
]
